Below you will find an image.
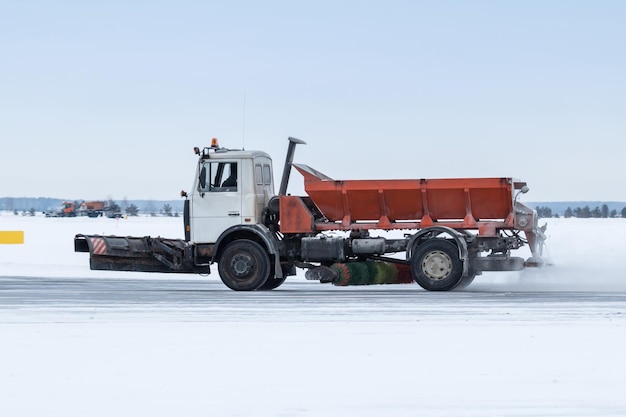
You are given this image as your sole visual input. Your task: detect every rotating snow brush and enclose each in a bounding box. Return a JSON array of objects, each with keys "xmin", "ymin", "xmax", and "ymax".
[{"xmin": 331, "ymin": 260, "xmax": 413, "ymax": 286}]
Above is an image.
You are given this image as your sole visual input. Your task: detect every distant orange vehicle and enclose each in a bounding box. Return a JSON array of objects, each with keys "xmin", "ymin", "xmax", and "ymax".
[
  {"xmin": 80, "ymin": 201, "xmax": 105, "ymax": 211},
  {"xmin": 76, "ymin": 137, "xmax": 547, "ymax": 292},
  {"xmin": 46, "ymin": 201, "xmax": 77, "ymax": 217},
  {"xmin": 78, "ymin": 201, "xmax": 106, "ymax": 217},
  {"xmin": 46, "ymin": 200, "xmax": 109, "ymax": 217}
]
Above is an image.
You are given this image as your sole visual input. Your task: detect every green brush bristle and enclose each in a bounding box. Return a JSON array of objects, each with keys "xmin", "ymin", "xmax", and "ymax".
[
  {"xmin": 350, "ymin": 262, "xmax": 371, "ymax": 285},
  {"xmin": 331, "ymin": 263, "xmax": 351, "ymax": 286},
  {"xmin": 368, "ymin": 260, "xmax": 398, "ymax": 284},
  {"xmin": 331, "ymin": 260, "xmax": 413, "ymax": 286}
]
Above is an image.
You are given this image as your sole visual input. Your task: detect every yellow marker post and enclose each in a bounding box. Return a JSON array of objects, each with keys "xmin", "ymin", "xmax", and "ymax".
[{"xmin": 0, "ymin": 231, "xmax": 24, "ymax": 244}]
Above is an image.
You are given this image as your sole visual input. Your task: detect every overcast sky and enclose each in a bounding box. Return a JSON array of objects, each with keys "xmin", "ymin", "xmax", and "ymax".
[{"xmin": 1, "ymin": 1, "xmax": 624, "ymax": 202}]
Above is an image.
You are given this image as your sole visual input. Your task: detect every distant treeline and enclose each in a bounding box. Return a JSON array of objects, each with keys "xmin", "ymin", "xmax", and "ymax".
[
  {"xmin": 0, "ymin": 197, "xmax": 184, "ymax": 215},
  {"xmin": 536, "ymin": 205, "xmax": 626, "ymax": 219}
]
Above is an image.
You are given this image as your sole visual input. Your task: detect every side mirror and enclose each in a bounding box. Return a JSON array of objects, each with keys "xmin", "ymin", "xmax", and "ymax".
[{"xmin": 199, "ymin": 166, "xmax": 207, "ymax": 189}]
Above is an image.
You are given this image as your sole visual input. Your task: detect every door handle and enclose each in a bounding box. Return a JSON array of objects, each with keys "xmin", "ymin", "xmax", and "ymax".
[{"xmin": 228, "ymin": 211, "xmax": 240, "ymax": 216}]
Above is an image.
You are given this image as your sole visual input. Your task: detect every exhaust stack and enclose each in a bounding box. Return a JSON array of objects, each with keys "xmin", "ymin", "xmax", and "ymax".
[{"xmin": 279, "ymin": 137, "xmax": 306, "ymax": 196}]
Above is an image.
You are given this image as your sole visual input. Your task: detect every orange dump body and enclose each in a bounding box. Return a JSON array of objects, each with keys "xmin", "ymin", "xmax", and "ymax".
[
  {"xmin": 81, "ymin": 201, "xmax": 106, "ymax": 211},
  {"xmin": 280, "ymin": 164, "xmax": 526, "ymax": 236}
]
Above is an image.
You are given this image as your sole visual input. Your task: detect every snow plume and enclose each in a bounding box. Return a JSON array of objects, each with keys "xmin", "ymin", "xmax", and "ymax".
[{"xmin": 471, "ymin": 218, "xmax": 626, "ymax": 292}]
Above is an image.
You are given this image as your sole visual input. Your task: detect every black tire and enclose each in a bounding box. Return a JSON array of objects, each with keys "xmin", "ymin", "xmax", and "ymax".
[
  {"xmin": 218, "ymin": 240, "xmax": 271, "ymax": 291},
  {"xmin": 258, "ymin": 276, "xmax": 287, "ymax": 290},
  {"xmin": 454, "ymin": 273, "xmax": 476, "ymax": 290},
  {"xmin": 411, "ymin": 239, "xmax": 464, "ymax": 291},
  {"xmin": 258, "ymin": 263, "xmax": 296, "ymax": 290}
]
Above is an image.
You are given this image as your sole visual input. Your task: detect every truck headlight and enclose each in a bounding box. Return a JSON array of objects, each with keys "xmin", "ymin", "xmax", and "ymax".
[{"xmin": 517, "ymin": 216, "xmax": 529, "ymax": 228}]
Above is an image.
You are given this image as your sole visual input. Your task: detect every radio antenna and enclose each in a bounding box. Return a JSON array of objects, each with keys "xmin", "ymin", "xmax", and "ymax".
[{"xmin": 242, "ymin": 92, "xmax": 246, "ymax": 150}]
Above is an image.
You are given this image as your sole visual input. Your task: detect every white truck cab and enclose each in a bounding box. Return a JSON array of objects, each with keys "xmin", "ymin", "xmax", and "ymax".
[{"xmin": 190, "ymin": 145, "xmax": 275, "ymax": 244}]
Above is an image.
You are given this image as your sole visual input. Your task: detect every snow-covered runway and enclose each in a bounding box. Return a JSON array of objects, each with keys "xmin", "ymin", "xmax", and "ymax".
[
  {"xmin": 1, "ymin": 214, "xmax": 626, "ymax": 416},
  {"xmin": 2, "ymin": 275, "xmax": 626, "ymax": 323}
]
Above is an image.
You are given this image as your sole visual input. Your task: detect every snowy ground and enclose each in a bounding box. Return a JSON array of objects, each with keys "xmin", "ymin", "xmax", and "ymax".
[{"xmin": 1, "ymin": 213, "xmax": 626, "ymax": 416}]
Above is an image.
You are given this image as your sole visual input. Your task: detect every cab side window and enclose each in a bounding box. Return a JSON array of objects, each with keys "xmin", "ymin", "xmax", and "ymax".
[
  {"xmin": 199, "ymin": 162, "xmax": 238, "ymax": 192},
  {"xmin": 262, "ymin": 164, "xmax": 272, "ymax": 186},
  {"xmin": 255, "ymin": 164, "xmax": 263, "ymax": 185}
]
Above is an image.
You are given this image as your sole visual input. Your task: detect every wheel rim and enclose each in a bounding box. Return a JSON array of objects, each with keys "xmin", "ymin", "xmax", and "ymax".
[
  {"xmin": 421, "ymin": 250, "xmax": 452, "ymax": 281},
  {"xmin": 231, "ymin": 253, "xmax": 254, "ymax": 278}
]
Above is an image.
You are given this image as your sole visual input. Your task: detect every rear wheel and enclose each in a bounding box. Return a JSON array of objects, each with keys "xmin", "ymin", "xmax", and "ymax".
[
  {"xmin": 454, "ymin": 273, "xmax": 476, "ymax": 290},
  {"xmin": 411, "ymin": 239, "xmax": 463, "ymax": 291},
  {"xmin": 218, "ymin": 240, "xmax": 270, "ymax": 291}
]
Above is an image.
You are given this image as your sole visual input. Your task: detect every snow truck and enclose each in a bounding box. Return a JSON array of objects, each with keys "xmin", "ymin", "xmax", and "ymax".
[
  {"xmin": 46, "ymin": 200, "xmax": 115, "ymax": 218},
  {"xmin": 75, "ymin": 137, "xmax": 547, "ymax": 291}
]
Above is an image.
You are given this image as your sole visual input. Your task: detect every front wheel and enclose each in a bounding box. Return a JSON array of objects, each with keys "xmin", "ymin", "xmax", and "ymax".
[
  {"xmin": 258, "ymin": 276, "xmax": 286, "ymax": 290},
  {"xmin": 218, "ymin": 240, "xmax": 271, "ymax": 291},
  {"xmin": 411, "ymin": 239, "xmax": 464, "ymax": 291}
]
